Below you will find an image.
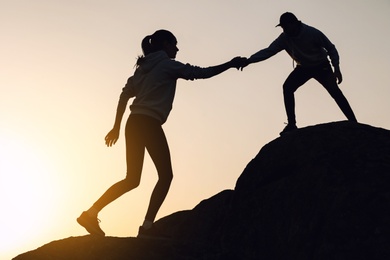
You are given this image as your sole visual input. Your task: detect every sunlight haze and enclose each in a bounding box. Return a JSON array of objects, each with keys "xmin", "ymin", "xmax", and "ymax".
[{"xmin": 1, "ymin": 1, "xmax": 390, "ymax": 259}]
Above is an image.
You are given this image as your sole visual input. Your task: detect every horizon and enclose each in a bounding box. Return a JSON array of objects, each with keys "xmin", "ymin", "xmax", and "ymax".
[{"xmin": 2, "ymin": 1, "xmax": 390, "ymax": 259}]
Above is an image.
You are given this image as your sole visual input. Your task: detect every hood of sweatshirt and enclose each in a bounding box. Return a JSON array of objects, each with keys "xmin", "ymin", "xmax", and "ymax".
[
  {"xmin": 127, "ymin": 50, "xmax": 178, "ymax": 124},
  {"xmin": 137, "ymin": 51, "xmax": 170, "ymax": 74},
  {"xmin": 130, "ymin": 50, "xmax": 171, "ymax": 96}
]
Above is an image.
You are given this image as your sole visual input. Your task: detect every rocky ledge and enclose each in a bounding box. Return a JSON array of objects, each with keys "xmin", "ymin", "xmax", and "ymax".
[{"xmin": 14, "ymin": 121, "xmax": 390, "ymax": 260}]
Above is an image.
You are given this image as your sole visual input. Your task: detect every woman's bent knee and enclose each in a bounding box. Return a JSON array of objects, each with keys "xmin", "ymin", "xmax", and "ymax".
[
  {"xmin": 160, "ymin": 172, "xmax": 173, "ymax": 184},
  {"xmin": 122, "ymin": 177, "xmax": 140, "ymax": 191}
]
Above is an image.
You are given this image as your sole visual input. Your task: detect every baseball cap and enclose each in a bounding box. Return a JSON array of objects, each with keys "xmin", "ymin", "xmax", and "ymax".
[{"xmin": 276, "ymin": 12, "xmax": 299, "ymax": 27}]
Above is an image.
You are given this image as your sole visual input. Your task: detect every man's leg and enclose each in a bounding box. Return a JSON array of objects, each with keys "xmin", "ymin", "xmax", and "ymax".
[
  {"xmin": 315, "ymin": 65, "xmax": 357, "ymax": 122},
  {"xmin": 281, "ymin": 66, "xmax": 311, "ymax": 133}
]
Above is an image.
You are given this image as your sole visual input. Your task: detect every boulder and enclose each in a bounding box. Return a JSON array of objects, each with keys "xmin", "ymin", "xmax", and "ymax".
[{"xmin": 14, "ymin": 121, "xmax": 390, "ymax": 260}]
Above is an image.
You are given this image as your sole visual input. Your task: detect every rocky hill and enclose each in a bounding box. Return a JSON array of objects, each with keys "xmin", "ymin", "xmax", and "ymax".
[{"xmin": 14, "ymin": 121, "xmax": 390, "ymax": 259}]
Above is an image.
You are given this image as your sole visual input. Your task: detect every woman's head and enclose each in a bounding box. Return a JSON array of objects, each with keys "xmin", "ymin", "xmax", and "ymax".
[{"xmin": 141, "ymin": 30, "xmax": 178, "ymax": 58}]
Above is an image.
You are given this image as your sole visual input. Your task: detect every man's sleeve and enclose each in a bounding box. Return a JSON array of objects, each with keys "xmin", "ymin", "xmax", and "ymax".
[
  {"xmin": 248, "ymin": 34, "xmax": 285, "ymax": 63},
  {"xmin": 319, "ymin": 31, "xmax": 340, "ymax": 69}
]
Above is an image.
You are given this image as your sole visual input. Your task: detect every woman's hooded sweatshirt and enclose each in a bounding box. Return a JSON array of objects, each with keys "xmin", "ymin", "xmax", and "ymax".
[{"xmin": 118, "ymin": 51, "xmax": 218, "ymax": 124}]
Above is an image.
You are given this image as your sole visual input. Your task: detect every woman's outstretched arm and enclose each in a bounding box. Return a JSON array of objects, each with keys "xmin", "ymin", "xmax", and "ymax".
[
  {"xmin": 176, "ymin": 56, "xmax": 247, "ymax": 81},
  {"xmin": 206, "ymin": 56, "xmax": 247, "ymax": 77}
]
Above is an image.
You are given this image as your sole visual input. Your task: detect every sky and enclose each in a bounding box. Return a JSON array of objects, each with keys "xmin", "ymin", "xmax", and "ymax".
[{"xmin": 1, "ymin": 0, "xmax": 390, "ymax": 259}]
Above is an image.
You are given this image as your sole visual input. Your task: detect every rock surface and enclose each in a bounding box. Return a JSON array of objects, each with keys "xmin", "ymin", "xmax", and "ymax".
[{"xmin": 14, "ymin": 121, "xmax": 390, "ymax": 260}]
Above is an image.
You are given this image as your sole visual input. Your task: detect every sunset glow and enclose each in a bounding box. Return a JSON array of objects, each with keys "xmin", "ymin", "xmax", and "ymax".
[{"xmin": 2, "ymin": 1, "xmax": 390, "ymax": 259}]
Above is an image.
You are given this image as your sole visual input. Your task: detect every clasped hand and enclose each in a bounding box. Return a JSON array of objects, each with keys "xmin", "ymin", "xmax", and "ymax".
[{"xmin": 231, "ymin": 57, "xmax": 250, "ymax": 70}]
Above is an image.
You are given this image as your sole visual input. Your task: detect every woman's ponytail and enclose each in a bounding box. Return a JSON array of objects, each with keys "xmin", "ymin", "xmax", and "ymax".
[
  {"xmin": 141, "ymin": 35, "xmax": 154, "ymax": 56},
  {"xmin": 136, "ymin": 30, "xmax": 176, "ymax": 67},
  {"xmin": 137, "ymin": 35, "xmax": 153, "ymax": 67}
]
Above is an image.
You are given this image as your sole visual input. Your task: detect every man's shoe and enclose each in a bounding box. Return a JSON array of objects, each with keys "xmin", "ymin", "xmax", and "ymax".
[
  {"xmin": 137, "ymin": 225, "xmax": 170, "ymax": 240},
  {"xmin": 77, "ymin": 211, "xmax": 105, "ymax": 237},
  {"xmin": 280, "ymin": 123, "xmax": 298, "ymax": 136}
]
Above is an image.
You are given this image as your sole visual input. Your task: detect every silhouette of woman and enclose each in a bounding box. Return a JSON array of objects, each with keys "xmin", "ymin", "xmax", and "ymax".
[{"xmin": 77, "ymin": 29, "xmax": 244, "ymax": 238}]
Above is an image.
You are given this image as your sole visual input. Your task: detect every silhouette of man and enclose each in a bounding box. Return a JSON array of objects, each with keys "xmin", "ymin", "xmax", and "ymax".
[{"xmin": 242, "ymin": 12, "xmax": 357, "ymax": 135}]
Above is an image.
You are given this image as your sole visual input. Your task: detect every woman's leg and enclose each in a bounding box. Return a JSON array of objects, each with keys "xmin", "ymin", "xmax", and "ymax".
[
  {"xmin": 90, "ymin": 115, "xmax": 146, "ymax": 213},
  {"xmin": 92, "ymin": 115, "xmax": 173, "ymax": 226},
  {"xmin": 143, "ymin": 120, "xmax": 173, "ymax": 223},
  {"xmin": 78, "ymin": 115, "xmax": 146, "ymax": 236}
]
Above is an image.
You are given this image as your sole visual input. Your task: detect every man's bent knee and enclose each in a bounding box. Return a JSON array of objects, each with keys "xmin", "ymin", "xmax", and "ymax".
[{"xmin": 283, "ymin": 82, "xmax": 298, "ymax": 95}]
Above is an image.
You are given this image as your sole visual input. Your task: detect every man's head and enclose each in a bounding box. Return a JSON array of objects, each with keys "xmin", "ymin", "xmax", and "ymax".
[{"xmin": 276, "ymin": 12, "xmax": 302, "ymax": 37}]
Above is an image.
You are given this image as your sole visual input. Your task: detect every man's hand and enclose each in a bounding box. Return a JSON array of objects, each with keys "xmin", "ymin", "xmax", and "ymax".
[
  {"xmin": 239, "ymin": 58, "xmax": 250, "ymax": 71},
  {"xmin": 334, "ymin": 69, "xmax": 343, "ymax": 84}
]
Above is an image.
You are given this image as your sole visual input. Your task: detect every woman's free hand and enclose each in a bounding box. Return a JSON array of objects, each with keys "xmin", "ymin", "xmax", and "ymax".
[{"xmin": 105, "ymin": 128, "xmax": 120, "ymax": 147}]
